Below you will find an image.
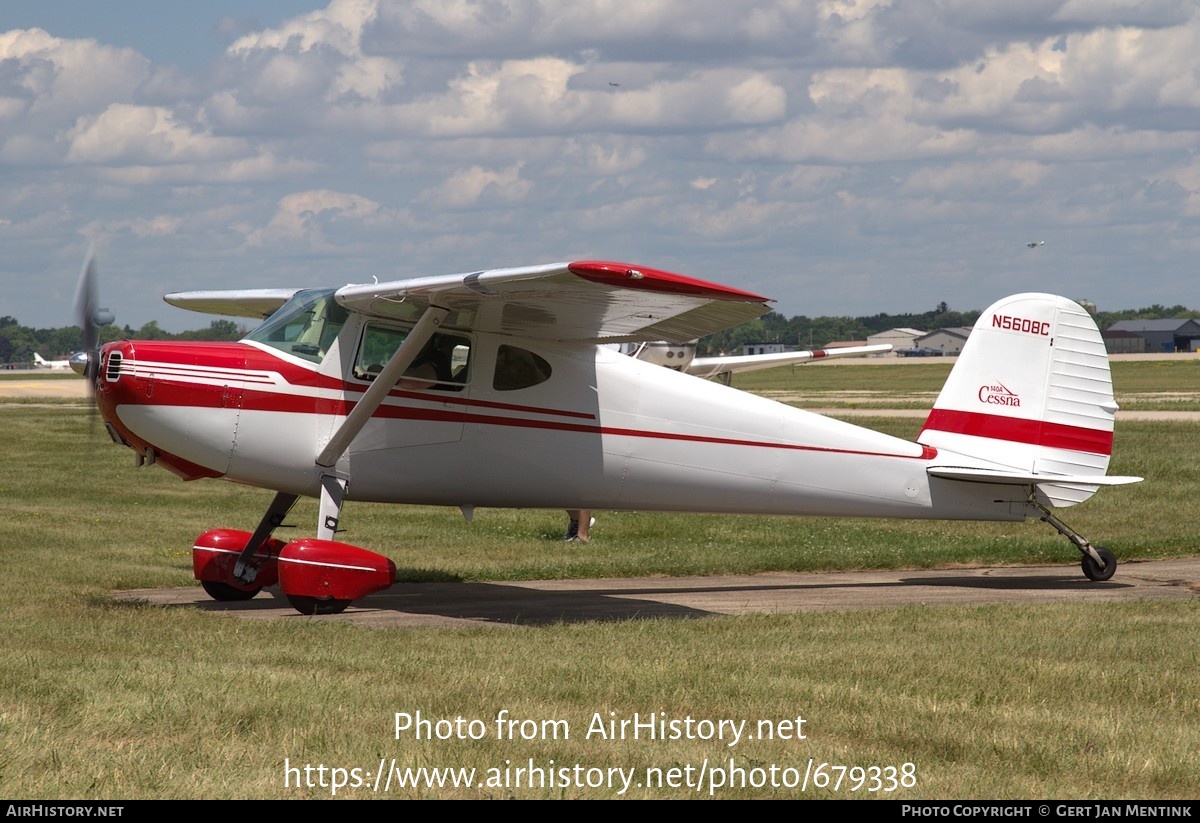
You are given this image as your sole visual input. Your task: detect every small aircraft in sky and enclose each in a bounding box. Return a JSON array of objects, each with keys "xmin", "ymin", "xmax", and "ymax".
[
  {"xmin": 73, "ymin": 255, "xmax": 1140, "ymax": 614},
  {"xmin": 34, "ymin": 353, "xmax": 73, "ymax": 370},
  {"xmin": 1027, "ymin": 240, "xmax": 1045, "ymax": 248}
]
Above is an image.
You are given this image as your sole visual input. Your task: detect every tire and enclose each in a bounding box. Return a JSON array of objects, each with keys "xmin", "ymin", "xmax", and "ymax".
[
  {"xmin": 201, "ymin": 580, "xmax": 262, "ymax": 601},
  {"xmin": 286, "ymin": 594, "xmax": 351, "ymax": 615},
  {"xmin": 1081, "ymin": 546, "xmax": 1117, "ymax": 582}
]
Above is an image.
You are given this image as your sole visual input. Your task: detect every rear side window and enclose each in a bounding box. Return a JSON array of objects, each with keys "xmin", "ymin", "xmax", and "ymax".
[{"xmin": 493, "ymin": 345, "xmax": 551, "ymax": 391}]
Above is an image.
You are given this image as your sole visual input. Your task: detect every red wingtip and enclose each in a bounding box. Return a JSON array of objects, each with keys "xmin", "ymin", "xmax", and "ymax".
[{"xmin": 568, "ymin": 261, "xmax": 771, "ymax": 303}]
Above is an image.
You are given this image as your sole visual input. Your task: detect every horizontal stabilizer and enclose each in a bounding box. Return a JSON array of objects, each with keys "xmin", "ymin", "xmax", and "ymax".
[{"xmin": 928, "ymin": 466, "xmax": 1142, "ymax": 486}]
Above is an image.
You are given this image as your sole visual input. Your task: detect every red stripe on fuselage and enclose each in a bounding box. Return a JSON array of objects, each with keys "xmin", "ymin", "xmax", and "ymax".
[
  {"xmin": 114, "ymin": 339, "xmax": 599, "ymax": 421},
  {"xmin": 128, "ymin": 371, "xmax": 599, "ymax": 422},
  {"xmin": 110, "ymin": 345, "xmax": 933, "ymax": 462},
  {"xmin": 188, "ymin": 384, "xmax": 934, "ymax": 461},
  {"xmin": 920, "ymin": 409, "xmax": 1112, "ymax": 455}
]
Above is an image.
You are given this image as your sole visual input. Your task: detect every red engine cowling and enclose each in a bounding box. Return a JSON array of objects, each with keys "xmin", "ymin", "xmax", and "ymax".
[
  {"xmin": 277, "ymin": 539, "xmax": 396, "ymax": 603},
  {"xmin": 192, "ymin": 528, "xmax": 283, "ymax": 591}
]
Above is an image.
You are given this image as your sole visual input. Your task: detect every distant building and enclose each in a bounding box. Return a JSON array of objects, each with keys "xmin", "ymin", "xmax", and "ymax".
[
  {"xmin": 915, "ymin": 327, "xmax": 972, "ymax": 356},
  {"xmin": 1106, "ymin": 319, "xmax": 1200, "ymax": 353},
  {"xmin": 1101, "ymin": 329, "xmax": 1145, "ymax": 354},
  {"xmin": 868, "ymin": 328, "xmax": 924, "ymax": 355}
]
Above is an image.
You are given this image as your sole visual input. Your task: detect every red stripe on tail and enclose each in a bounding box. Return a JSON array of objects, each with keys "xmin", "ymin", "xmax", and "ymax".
[{"xmin": 921, "ymin": 409, "xmax": 1113, "ymax": 456}]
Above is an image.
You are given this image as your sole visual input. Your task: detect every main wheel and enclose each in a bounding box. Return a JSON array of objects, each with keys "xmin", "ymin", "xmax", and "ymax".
[
  {"xmin": 1081, "ymin": 546, "xmax": 1117, "ymax": 582},
  {"xmin": 287, "ymin": 594, "xmax": 351, "ymax": 615},
  {"xmin": 202, "ymin": 580, "xmax": 262, "ymax": 601}
]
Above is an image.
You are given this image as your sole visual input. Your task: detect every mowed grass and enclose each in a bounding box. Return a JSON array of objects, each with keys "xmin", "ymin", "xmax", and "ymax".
[{"xmin": 1, "ymin": 370, "xmax": 1199, "ymax": 799}]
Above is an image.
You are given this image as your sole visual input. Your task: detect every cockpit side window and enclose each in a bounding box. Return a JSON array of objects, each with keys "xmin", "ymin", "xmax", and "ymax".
[
  {"xmin": 245, "ymin": 288, "xmax": 346, "ymax": 364},
  {"xmin": 493, "ymin": 345, "xmax": 551, "ymax": 391},
  {"xmin": 354, "ymin": 324, "xmax": 471, "ymax": 392}
]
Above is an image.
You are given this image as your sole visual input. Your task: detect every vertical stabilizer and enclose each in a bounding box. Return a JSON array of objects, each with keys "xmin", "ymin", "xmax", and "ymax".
[{"xmin": 918, "ymin": 293, "xmax": 1120, "ymax": 506}]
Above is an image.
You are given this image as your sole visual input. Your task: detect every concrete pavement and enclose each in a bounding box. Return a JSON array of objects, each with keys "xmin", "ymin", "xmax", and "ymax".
[{"xmin": 114, "ymin": 557, "xmax": 1200, "ymax": 628}]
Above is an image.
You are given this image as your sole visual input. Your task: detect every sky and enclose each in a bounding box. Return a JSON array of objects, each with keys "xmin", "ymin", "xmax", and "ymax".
[{"xmin": 1, "ymin": 0, "xmax": 1197, "ymax": 333}]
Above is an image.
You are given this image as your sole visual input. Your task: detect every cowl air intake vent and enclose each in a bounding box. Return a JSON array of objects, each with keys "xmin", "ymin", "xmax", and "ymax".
[{"xmin": 104, "ymin": 351, "xmax": 123, "ymax": 382}]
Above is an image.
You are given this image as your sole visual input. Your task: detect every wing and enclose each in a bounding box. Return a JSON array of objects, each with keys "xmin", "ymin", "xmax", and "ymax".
[
  {"xmin": 686, "ymin": 344, "xmax": 894, "ymax": 379},
  {"xmin": 164, "ymin": 288, "xmax": 303, "ymax": 319},
  {"xmin": 333, "ymin": 260, "xmax": 771, "ymax": 343}
]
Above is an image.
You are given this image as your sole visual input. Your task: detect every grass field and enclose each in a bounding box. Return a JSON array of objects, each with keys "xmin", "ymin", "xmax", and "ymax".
[{"xmin": 1, "ymin": 362, "xmax": 1197, "ymax": 800}]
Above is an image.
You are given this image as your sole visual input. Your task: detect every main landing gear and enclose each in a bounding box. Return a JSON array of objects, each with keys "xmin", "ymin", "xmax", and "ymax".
[
  {"xmin": 191, "ymin": 485, "xmax": 397, "ymax": 615},
  {"xmin": 191, "ymin": 307, "xmax": 446, "ymax": 615},
  {"xmin": 1030, "ymin": 499, "xmax": 1118, "ymax": 582}
]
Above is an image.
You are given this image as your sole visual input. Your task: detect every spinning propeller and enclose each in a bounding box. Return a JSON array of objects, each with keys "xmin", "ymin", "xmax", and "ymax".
[{"xmin": 70, "ymin": 248, "xmax": 115, "ymax": 416}]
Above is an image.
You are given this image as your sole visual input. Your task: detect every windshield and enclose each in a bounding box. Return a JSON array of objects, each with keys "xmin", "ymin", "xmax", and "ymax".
[{"xmin": 245, "ymin": 288, "xmax": 347, "ymax": 364}]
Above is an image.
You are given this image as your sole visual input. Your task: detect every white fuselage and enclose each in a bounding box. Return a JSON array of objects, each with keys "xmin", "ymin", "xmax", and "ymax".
[{"xmin": 102, "ymin": 318, "xmax": 1027, "ymax": 524}]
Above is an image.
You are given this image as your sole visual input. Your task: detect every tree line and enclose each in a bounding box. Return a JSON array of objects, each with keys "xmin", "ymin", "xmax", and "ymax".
[
  {"xmin": 0, "ymin": 318, "xmax": 244, "ymax": 365},
  {"xmin": 696, "ymin": 302, "xmax": 1200, "ymax": 356},
  {"xmin": 3, "ymin": 302, "xmax": 1198, "ymax": 364}
]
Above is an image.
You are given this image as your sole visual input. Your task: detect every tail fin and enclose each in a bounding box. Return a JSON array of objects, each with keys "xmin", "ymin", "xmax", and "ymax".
[
  {"xmin": 34, "ymin": 353, "xmax": 46, "ymax": 365},
  {"xmin": 918, "ymin": 293, "xmax": 1132, "ymax": 507}
]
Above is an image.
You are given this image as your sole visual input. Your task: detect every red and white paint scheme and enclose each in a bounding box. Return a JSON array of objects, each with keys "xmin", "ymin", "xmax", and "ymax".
[{"xmin": 75, "ymin": 259, "xmax": 1140, "ymax": 614}]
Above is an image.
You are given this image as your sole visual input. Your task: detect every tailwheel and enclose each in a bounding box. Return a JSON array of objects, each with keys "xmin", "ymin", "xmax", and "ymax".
[
  {"xmin": 1081, "ymin": 546, "xmax": 1117, "ymax": 582},
  {"xmin": 286, "ymin": 594, "xmax": 351, "ymax": 615},
  {"xmin": 202, "ymin": 580, "xmax": 262, "ymax": 601},
  {"xmin": 1033, "ymin": 499, "xmax": 1120, "ymax": 582}
]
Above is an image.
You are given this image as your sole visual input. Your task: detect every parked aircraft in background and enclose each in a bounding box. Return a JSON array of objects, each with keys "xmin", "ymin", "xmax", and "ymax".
[
  {"xmin": 34, "ymin": 353, "xmax": 72, "ymax": 370},
  {"xmin": 72, "ymin": 255, "xmax": 1140, "ymax": 615},
  {"xmin": 618, "ymin": 341, "xmax": 891, "ymax": 383}
]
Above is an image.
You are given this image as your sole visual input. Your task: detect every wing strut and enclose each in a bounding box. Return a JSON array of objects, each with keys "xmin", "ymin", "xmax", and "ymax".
[{"xmin": 315, "ymin": 305, "xmax": 450, "ymax": 469}]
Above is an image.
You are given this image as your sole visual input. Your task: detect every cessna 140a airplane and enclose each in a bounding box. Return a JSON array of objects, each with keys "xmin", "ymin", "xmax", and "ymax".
[{"xmin": 72, "ymin": 256, "xmax": 1140, "ymax": 614}]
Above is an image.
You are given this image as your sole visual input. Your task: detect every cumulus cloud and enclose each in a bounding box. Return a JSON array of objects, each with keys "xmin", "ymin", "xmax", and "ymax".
[
  {"xmin": 374, "ymin": 0, "xmax": 820, "ymax": 60},
  {"xmin": 221, "ymin": 0, "xmax": 403, "ymax": 109},
  {"xmin": 66, "ymin": 104, "xmax": 245, "ymax": 165},
  {"xmin": 114, "ymin": 215, "xmax": 186, "ymax": 238},
  {"xmin": 228, "ymin": 0, "xmax": 379, "ymax": 57},
  {"xmin": 2, "ymin": 0, "xmax": 1199, "ymax": 329},
  {"xmin": 573, "ymin": 140, "xmax": 647, "ymax": 175},
  {"xmin": 0, "ymin": 27, "xmax": 149, "ymax": 124},
  {"xmin": 419, "ymin": 163, "xmax": 531, "ymax": 207},
  {"xmin": 246, "ymin": 188, "xmax": 386, "ymax": 248}
]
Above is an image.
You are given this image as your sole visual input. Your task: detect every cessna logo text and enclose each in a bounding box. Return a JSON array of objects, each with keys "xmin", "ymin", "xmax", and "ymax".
[
  {"xmin": 978, "ymin": 382, "xmax": 1020, "ymax": 406},
  {"xmin": 992, "ymin": 314, "xmax": 1050, "ymax": 335}
]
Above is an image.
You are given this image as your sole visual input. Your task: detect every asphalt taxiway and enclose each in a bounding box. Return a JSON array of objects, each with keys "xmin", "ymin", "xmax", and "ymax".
[{"xmin": 113, "ymin": 558, "xmax": 1200, "ymax": 628}]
